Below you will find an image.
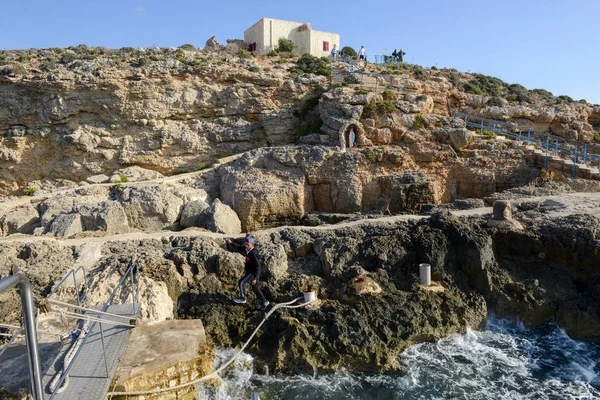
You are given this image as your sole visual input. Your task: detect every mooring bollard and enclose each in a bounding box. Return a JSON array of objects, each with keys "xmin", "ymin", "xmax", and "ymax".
[
  {"xmin": 419, "ymin": 263, "xmax": 431, "ymax": 286},
  {"xmin": 303, "ymin": 289, "xmax": 316, "ymax": 303}
]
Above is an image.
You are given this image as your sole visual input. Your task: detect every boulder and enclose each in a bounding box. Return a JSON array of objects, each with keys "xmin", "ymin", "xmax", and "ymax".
[
  {"xmin": 204, "ymin": 35, "xmax": 221, "ymax": 51},
  {"xmin": 79, "ymin": 201, "xmax": 130, "ymax": 234},
  {"xmin": 180, "ymin": 199, "xmax": 210, "ymax": 228},
  {"xmin": 256, "ymin": 242, "xmax": 288, "ymax": 282},
  {"xmin": 117, "ymin": 185, "xmax": 184, "ymax": 231},
  {"xmin": 198, "ymin": 199, "xmax": 241, "ymax": 234},
  {"xmin": 48, "ymin": 213, "xmax": 83, "ymax": 237},
  {"xmin": 0, "ymin": 204, "xmax": 40, "ymax": 236}
]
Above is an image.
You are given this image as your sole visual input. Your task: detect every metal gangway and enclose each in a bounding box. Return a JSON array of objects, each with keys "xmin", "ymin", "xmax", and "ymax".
[
  {"xmin": 0, "ymin": 261, "xmax": 141, "ymax": 400},
  {"xmin": 454, "ymin": 112, "xmax": 600, "ymax": 178},
  {"xmin": 330, "ymin": 56, "xmax": 409, "ymax": 93}
]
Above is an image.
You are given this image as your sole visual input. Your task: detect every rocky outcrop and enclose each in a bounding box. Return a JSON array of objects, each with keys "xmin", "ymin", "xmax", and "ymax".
[
  {"xmin": 197, "ymin": 199, "xmax": 241, "ymax": 234},
  {"xmin": 219, "ymin": 145, "xmax": 535, "ymax": 230}
]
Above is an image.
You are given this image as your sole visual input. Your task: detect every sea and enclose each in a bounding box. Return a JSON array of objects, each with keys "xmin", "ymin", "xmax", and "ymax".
[{"xmin": 199, "ymin": 316, "xmax": 600, "ymax": 399}]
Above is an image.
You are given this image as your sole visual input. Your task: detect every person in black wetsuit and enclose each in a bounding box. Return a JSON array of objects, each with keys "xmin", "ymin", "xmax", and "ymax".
[{"xmin": 224, "ymin": 236, "xmax": 269, "ymax": 311}]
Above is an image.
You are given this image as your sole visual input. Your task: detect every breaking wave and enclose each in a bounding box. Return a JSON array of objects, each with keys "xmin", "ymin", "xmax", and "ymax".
[{"xmin": 199, "ymin": 317, "xmax": 600, "ymax": 399}]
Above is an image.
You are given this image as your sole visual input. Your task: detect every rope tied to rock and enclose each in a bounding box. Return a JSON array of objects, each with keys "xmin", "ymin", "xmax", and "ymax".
[{"xmin": 106, "ymin": 296, "xmax": 313, "ymax": 397}]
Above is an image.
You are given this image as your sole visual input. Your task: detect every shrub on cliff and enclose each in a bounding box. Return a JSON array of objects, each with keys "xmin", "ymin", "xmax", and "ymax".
[
  {"xmin": 277, "ymin": 37, "xmax": 295, "ymax": 53},
  {"xmin": 507, "ymin": 84, "xmax": 531, "ymax": 103},
  {"xmin": 362, "ymin": 100, "xmax": 397, "ymax": 119},
  {"xmin": 178, "ymin": 44, "xmax": 196, "ymax": 51},
  {"xmin": 341, "ymin": 46, "xmax": 357, "ymax": 57},
  {"xmin": 237, "ymin": 49, "xmax": 251, "ymax": 59},
  {"xmin": 289, "ymin": 54, "xmax": 330, "ymax": 77},
  {"xmin": 463, "ymin": 73, "xmax": 506, "ymax": 96},
  {"xmin": 60, "ymin": 52, "xmax": 78, "ymax": 64}
]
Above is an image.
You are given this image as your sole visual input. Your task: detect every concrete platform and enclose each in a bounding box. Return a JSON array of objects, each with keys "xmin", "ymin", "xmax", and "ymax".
[{"xmin": 111, "ymin": 319, "xmax": 213, "ymax": 399}]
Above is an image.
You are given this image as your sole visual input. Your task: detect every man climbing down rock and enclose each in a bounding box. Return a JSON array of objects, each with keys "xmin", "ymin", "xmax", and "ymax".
[{"xmin": 224, "ymin": 236, "xmax": 270, "ymax": 311}]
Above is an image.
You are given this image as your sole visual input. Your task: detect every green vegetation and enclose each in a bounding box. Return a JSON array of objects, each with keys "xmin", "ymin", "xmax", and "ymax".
[
  {"xmin": 531, "ymin": 88, "xmax": 554, "ymax": 100},
  {"xmin": 487, "ymin": 97, "xmax": 504, "ymax": 107},
  {"xmin": 248, "ymin": 66, "xmax": 260, "ymax": 72},
  {"xmin": 136, "ymin": 57, "xmax": 151, "ymax": 67},
  {"xmin": 382, "ymin": 90, "xmax": 396, "ymax": 101},
  {"xmin": 478, "ymin": 128, "xmax": 495, "ymax": 139},
  {"xmin": 362, "ymin": 100, "xmax": 397, "ymax": 119},
  {"xmin": 507, "ymin": 84, "xmax": 531, "ymax": 103},
  {"xmin": 594, "ymin": 134, "xmax": 600, "ymax": 144},
  {"xmin": 60, "ymin": 53, "xmax": 78, "ymax": 64},
  {"xmin": 115, "ymin": 174, "xmax": 129, "ymax": 184},
  {"xmin": 463, "ymin": 73, "xmax": 506, "ymax": 96},
  {"xmin": 289, "ymin": 54, "xmax": 330, "ymax": 77},
  {"xmin": 558, "ymin": 95, "xmax": 574, "ymax": 103},
  {"xmin": 276, "ymin": 37, "xmax": 295, "ymax": 53},
  {"xmin": 178, "ymin": 44, "xmax": 196, "ymax": 51},
  {"xmin": 197, "ymin": 162, "xmax": 210, "ymax": 170},
  {"xmin": 415, "ymin": 94, "xmax": 427, "ymax": 102},
  {"xmin": 23, "ymin": 187, "xmax": 37, "ymax": 196},
  {"xmin": 297, "ymin": 119, "xmax": 323, "ymax": 137},
  {"xmin": 237, "ymin": 49, "xmax": 251, "ymax": 59},
  {"xmin": 341, "ymin": 46, "xmax": 356, "ymax": 57},
  {"xmin": 413, "ymin": 114, "xmax": 426, "ymax": 130},
  {"xmin": 40, "ymin": 58, "xmax": 57, "ymax": 71}
]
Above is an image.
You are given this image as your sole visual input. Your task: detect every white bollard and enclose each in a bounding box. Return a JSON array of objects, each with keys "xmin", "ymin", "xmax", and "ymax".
[
  {"xmin": 303, "ymin": 290, "xmax": 316, "ymax": 303},
  {"xmin": 419, "ymin": 263, "xmax": 431, "ymax": 286}
]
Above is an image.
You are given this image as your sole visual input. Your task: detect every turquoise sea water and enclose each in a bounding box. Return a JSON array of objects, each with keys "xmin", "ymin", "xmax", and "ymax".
[{"xmin": 200, "ymin": 317, "xmax": 600, "ymax": 400}]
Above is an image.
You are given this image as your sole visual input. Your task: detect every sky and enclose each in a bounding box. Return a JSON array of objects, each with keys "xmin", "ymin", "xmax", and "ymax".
[{"xmin": 1, "ymin": 0, "xmax": 599, "ymax": 104}]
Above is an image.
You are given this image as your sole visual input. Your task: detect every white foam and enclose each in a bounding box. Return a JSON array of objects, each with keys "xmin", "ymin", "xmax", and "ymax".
[{"xmin": 200, "ymin": 319, "xmax": 600, "ymax": 399}]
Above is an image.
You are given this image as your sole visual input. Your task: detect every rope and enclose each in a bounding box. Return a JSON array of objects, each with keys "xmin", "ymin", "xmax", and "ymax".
[
  {"xmin": 49, "ymin": 321, "xmax": 92, "ymax": 393},
  {"xmin": 107, "ymin": 296, "xmax": 313, "ymax": 397}
]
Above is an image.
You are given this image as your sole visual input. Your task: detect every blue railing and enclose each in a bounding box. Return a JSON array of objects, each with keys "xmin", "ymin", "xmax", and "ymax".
[{"xmin": 454, "ymin": 112, "xmax": 600, "ymax": 178}]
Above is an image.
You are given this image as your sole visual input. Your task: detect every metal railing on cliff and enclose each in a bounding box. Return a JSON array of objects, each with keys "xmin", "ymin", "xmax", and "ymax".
[
  {"xmin": 454, "ymin": 112, "xmax": 600, "ymax": 178},
  {"xmin": 330, "ymin": 55, "xmax": 409, "ymax": 92}
]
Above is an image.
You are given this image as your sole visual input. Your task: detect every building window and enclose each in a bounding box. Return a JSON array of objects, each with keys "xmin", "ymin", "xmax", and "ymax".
[
  {"xmin": 248, "ymin": 43, "xmax": 257, "ymax": 52},
  {"xmin": 323, "ymin": 41, "xmax": 329, "ymax": 52}
]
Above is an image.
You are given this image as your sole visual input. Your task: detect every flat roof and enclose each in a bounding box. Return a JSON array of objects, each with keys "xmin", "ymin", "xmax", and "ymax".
[{"xmin": 244, "ymin": 17, "xmax": 339, "ymax": 36}]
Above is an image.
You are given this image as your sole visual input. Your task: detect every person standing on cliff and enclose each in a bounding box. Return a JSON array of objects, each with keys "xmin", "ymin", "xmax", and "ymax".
[
  {"xmin": 224, "ymin": 236, "xmax": 270, "ymax": 311},
  {"xmin": 358, "ymin": 46, "xmax": 366, "ymax": 60}
]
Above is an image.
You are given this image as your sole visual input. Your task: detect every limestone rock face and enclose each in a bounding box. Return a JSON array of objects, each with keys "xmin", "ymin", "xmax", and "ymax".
[{"xmin": 197, "ymin": 199, "xmax": 241, "ymax": 234}]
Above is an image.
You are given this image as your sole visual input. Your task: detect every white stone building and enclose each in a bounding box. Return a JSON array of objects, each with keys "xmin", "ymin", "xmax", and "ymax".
[{"xmin": 244, "ymin": 18, "xmax": 340, "ymax": 57}]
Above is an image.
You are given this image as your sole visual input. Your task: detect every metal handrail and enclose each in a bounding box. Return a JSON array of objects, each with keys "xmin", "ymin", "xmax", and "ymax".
[
  {"xmin": 455, "ymin": 112, "xmax": 600, "ymax": 177},
  {"xmin": 48, "ymin": 261, "xmax": 140, "ymax": 400},
  {"xmin": 331, "ymin": 58, "xmax": 409, "ymax": 93},
  {"xmin": 0, "ymin": 273, "xmax": 44, "ymax": 400},
  {"xmin": 1, "ymin": 266, "xmax": 90, "ymax": 358}
]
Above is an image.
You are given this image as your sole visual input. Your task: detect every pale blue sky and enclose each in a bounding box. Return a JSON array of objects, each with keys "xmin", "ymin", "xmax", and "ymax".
[{"xmin": 1, "ymin": 0, "xmax": 599, "ymax": 104}]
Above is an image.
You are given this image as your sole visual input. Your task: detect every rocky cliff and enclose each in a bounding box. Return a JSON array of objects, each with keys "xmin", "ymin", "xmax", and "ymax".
[{"xmin": 1, "ymin": 45, "xmax": 599, "ymax": 197}]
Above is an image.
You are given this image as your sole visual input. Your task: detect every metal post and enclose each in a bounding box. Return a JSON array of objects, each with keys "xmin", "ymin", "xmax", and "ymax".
[
  {"xmin": 527, "ymin": 130, "xmax": 531, "ymax": 145},
  {"xmin": 555, "ymin": 139, "xmax": 559, "ymax": 156},
  {"xmin": 544, "ymin": 136, "xmax": 550, "ymax": 168},
  {"xmin": 573, "ymin": 144, "xmax": 578, "ymax": 178},
  {"xmin": 99, "ymin": 322, "xmax": 109, "ymax": 377},
  {"xmin": 130, "ymin": 266, "xmax": 135, "ymax": 315},
  {"xmin": 518, "ymin": 130, "xmax": 522, "ymax": 146},
  {"xmin": 0, "ymin": 274, "xmax": 44, "ymax": 400},
  {"xmin": 583, "ymin": 144, "xmax": 588, "ymax": 165},
  {"xmin": 72, "ymin": 272, "xmax": 81, "ymax": 309}
]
